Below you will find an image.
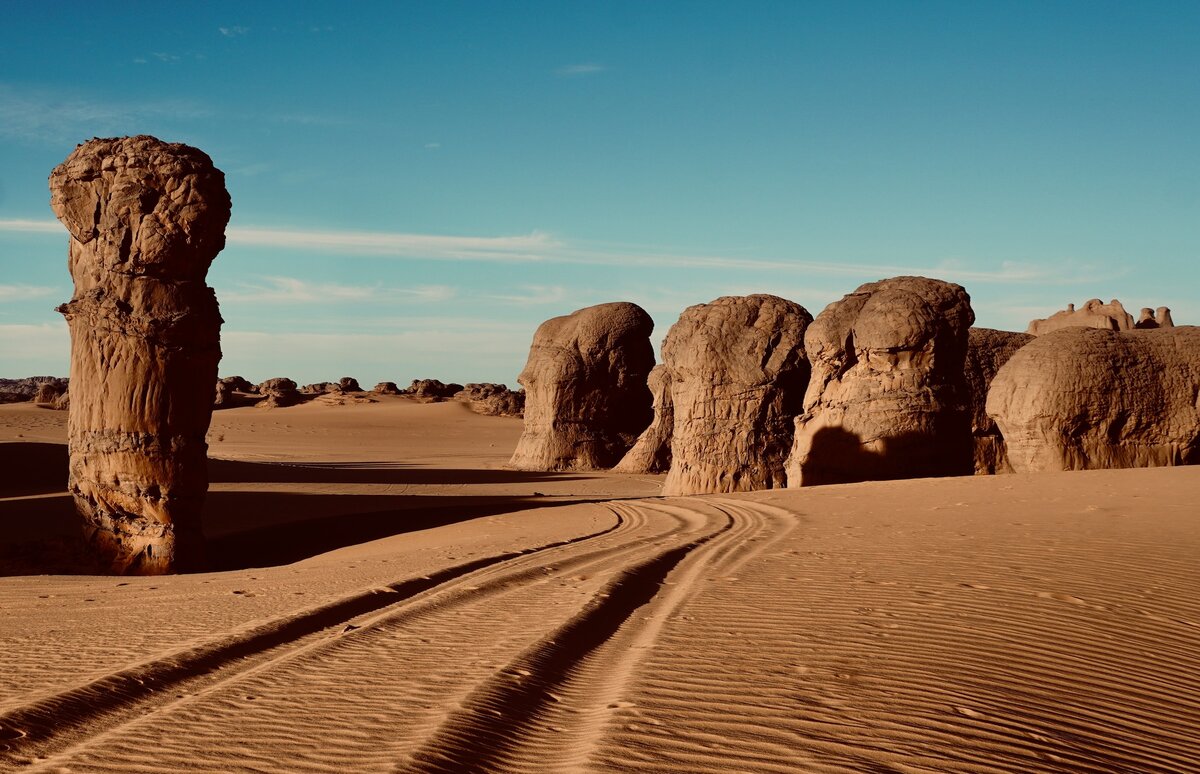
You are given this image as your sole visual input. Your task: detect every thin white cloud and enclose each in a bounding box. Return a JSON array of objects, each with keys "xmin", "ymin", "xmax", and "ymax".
[
  {"xmin": 0, "ymin": 217, "xmax": 1115, "ymax": 285},
  {"xmin": 486, "ymin": 285, "xmax": 569, "ymax": 305},
  {"xmin": 219, "ymin": 25, "xmax": 249, "ymax": 37},
  {"xmin": 557, "ymin": 63, "xmax": 606, "ymax": 77},
  {"xmin": 0, "ymin": 219, "xmax": 61, "ymax": 234},
  {"xmin": 0, "ymin": 284, "xmax": 57, "ymax": 301},
  {"xmin": 424, "ymin": 142, "xmax": 441, "ymax": 149},
  {"xmin": 151, "ymin": 52, "xmax": 181, "ymax": 63},
  {"xmin": 0, "ymin": 85, "xmax": 209, "ymax": 144},
  {"xmin": 219, "ymin": 276, "xmax": 458, "ymax": 304}
]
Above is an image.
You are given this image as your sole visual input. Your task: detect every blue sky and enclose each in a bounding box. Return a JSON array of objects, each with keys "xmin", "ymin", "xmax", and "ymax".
[{"xmin": 2, "ymin": 1, "xmax": 1197, "ymax": 386}]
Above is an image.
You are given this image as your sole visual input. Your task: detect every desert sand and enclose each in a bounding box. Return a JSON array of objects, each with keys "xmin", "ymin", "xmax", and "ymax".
[{"xmin": 1, "ymin": 397, "xmax": 1198, "ymax": 772}]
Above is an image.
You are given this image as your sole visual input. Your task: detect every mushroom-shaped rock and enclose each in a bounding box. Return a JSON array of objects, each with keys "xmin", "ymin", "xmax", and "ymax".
[
  {"xmin": 614, "ymin": 365, "xmax": 674, "ymax": 474},
  {"xmin": 372, "ymin": 381, "xmax": 401, "ymax": 395},
  {"xmin": 51, "ymin": 135, "xmax": 231, "ymax": 574},
  {"xmin": 255, "ymin": 377, "xmax": 302, "ymax": 407},
  {"xmin": 510, "ymin": 302, "xmax": 655, "ymax": 471},
  {"xmin": 661, "ymin": 295, "xmax": 811, "ymax": 495},
  {"xmin": 964, "ymin": 328, "xmax": 1034, "ymax": 474},
  {"xmin": 455, "ymin": 383, "xmax": 525, "ymax": 417},
  {"xmin": 986, "ymin": 327, "xmax": 1200, "ymax": 472},
  {"xmin": 786, "ymin": 276, "xmax": 975, "ymax": 487}
]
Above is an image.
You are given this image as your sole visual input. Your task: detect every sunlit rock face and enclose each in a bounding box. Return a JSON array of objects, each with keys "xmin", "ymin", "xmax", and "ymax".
[
  {"xmin": 987, "ymin": 327, "xmax": 1200, "ymax": 472},
  {"xmin": 787, "ymin": 276, "xmax": 975, "ymax": 487},
  {"xmin": 510, "ymin": 302, "xmax": 655, "ymax": 471},
  {"xmin": 964, "ymin": 328, "xmax": 1034, "ymax": 474},
  {"xmin": 614, "ymin": 365, "xmax": 674, "ymax": 474},
  {"xmin": 662, "ymin": 295, "xmax": 812, "ymax": 496},
  {"xmin": 52, "ymin": 135, "xmax": 230, "ymax": 574}
]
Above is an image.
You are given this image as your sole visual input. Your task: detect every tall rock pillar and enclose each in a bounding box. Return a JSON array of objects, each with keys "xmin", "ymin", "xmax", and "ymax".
[{"xmin": 51, "ymin": 136, "xmax": 231, "ymax": 574}]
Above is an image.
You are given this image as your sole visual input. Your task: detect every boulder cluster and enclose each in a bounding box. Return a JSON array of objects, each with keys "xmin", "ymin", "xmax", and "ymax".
[{"xmin": 512, "ymin": 290, "xmax": 1196, "ymax": 490}]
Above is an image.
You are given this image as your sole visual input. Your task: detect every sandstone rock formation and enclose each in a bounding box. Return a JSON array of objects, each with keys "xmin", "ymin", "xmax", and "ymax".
[
  {"xmin": 51, "ymin": 135, "xmax": 230, "ymax": 574},
  {"xmin": 787, "ymin": 276, "xmax": 975, "ymax": 487},
  {"xmin": 407, "ymin": 379, "xmax": 465, "ymax": 400},
  {"xmin": 220, "ymin": 375, "xmax": 255, "ymax": 393},
  {"xmin": 986, "ymin": 327, "xmax": 1200, "ymax": 472},
  {"xmin": 1027, "ymin": 298, "xmax": 1137, "ymax": 335},
  {"xmin": 372, "ymin": 381, "xmax": 402, "ymax": 395},
  {"xmin": 1136, "ymin": 306, "xmax": 1175, "ymax": 329},
  {"xmin": 964, "ymin": 328, "xmax": 1034, "ymax": 474},
  {"xmin": 662, "ymin": 295, "xmax": 811, "ymax": 495},
  {"xmin": 510, "ymin": 302, "xmax": 655, "ymax": 471},
  {"xmin": 33, "ymin": 379, "xmax": 69, "ymax": 405},
  {"xmin": 454, "ymin": 383, "xmax": 525, "ymax": 417},
  {"xmin": 0, "ymin": 376, "xmax": 67, "ymax": 404},
  {"xmin": 214, "ymin": 376, "xmax": 255, "ymax": 409},
  {"xmin": 255, "ymin": 377, "xmax": 302, "ymax": 408},
  {"xmin": 338, "ymin": 376, "xmax": 362, "ymax": 392},
  {"xmin": 300, "ymin": 381, "xmax": 339, "ymax": 394},
  {"xmin": 614, "ymin": 365, "xmax": 674, "ymax": 474},
  {"xmin": 214, "ymin": 379, "xmax": 234, "ymax": 408}
]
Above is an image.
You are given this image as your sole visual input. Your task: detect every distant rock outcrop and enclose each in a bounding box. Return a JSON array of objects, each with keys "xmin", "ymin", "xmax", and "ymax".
[
  {"xmin": 1025, "ymin": 298, "xmax": 1159, "ymax": 335},
  {"xmin": 33, "ymin": 379, "xmax": 69, "ymax": 406},
  {"xmin": 220, "ymin": 376, "xmax": 255, "ymax": 393},
  {"xmin": 255, "ymin": 377, "xmax": 302, "ymax": 408},
  {"xmin": 372, "ymin": 381, "xmax": 402, "ymax": 395},
  {"xmin": 454, "ymin": 383, "xmax": 525, "ymax": 417},
  {"xmin": 0, "ymin": 376, "xmax": 68, "ymax": 404},
  {"xmin": 338, "ymin": 376, "xmax": 362, "ymax": 392},
  {"xmin": 300, "ymin": 381, "xmax": 339, "ymax": 395},
  {"xmin": 407, "ymin": 379, "xmax": 465, "ymax": 400},
  {"xmin": 662, "ymin": 295, "xmax": 811, "ymax": 495},
  {"xmin": 787, "ymin": 276, "xmax": 975, "ymax": 487},
  {"xmin": 964, "ymin": 328, "xmax": 1034, "ymax": 474},
  {"xmin": 987, "ymin": 327, "xmax": 1200, "ymax": 472},
  {"xmin": 214, "ymin": 376, "xmax": 255, "ymax": 409},
  {"xmin": 51, "ymin": 135, "xmax": 230, "ymax": 574},
  {"xmin": 510, "ymin": 302, "xmax": 655, "ymax": 471},
  {"xmin": 614, "ymin": 365, "xmax": 674, "ymax": 474},
  {"xmin": 1136, "ymin": 306, "xmax": 1175, "ymax": 329}
]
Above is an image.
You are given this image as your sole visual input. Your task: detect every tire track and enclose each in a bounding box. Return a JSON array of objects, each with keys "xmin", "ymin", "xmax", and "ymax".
[
  {"xmin": 401, "ymin": 498, "xmax": 792, "ymax": 774},
  {"xmin": 0, "ymin": 503, "xmax": 657, "ymax": 766}
]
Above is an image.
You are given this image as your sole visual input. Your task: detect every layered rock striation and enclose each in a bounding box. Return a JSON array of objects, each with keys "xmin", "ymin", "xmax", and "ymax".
[
  {"xmin": 986, "ymin": 327, "xmax": 1200, "ymax": 472},
  {"xmin": 787, "ymin": 276, "xmax": 975, "ymax": 486},
  {"xmin": 510, "ymin": 302, "xmax": 654, "ymax": 471},
  {"xmin": 662, "ymin": 295, "xmax": 811, "ymax": 495},
  {"xmin": 52, "ymin": 135, "xmax": 231, "ymax": 574}
]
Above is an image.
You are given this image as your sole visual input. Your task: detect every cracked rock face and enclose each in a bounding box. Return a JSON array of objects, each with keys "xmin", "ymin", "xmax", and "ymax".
[
  {"xmin": 787, "ymin": 276, "xmax": 975, "ymax": 487},
  {"xmin": 51, "ymin": 135, "xmax": 230, "ymax": 574},
  {"xmin": 613, "ymin": 365, "xmax": 674, "ymax": 474},
  {"xmin": 661, "ymin": 295, "xmax": 812, "ymax": 495},
  {"xmin": 964, "ymin": 328, "xmax": 1034, "ymax": 474},
  {"xmin": 510, "ymin": 302, "xmax": 655, "ymax": 471},
  {"xmin": 986, "ymin": 327, "xmax": 1200, "ymax": 472}
]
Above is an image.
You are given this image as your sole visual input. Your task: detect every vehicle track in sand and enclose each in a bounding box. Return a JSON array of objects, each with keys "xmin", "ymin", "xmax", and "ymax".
[{"xmin": 1, "ymin": 497, "xmax": 786, "ymax": 773}]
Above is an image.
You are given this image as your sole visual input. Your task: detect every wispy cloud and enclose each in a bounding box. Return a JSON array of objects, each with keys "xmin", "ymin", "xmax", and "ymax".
[
  {"xmin": 0, "ymin": 217, "xmax": 1113, "ymax": 286},
  {"xmin": 557, "ymin": 63, "xmax": 606, "ymax": 77},
  {"xmin": 0, "ymin": 85, "xmax": 209, "ymax": 144},
  {"xmin": 219, "ymin": 25, "xmax": 249, "ymax": 37},
  {"xmin": 486, "ymin": 285, "xmax": 569, "ymax": 305},
  {"xmin": 0, "ymin": 219, "xmax": 60, "ymax": 234},
  {"xmin": 219, "ymin": 276, "xmax": 458, "ymax": 304},
  {"xmin": 0, "ymin": 284, "xmax": 57, "ymax": 301}
]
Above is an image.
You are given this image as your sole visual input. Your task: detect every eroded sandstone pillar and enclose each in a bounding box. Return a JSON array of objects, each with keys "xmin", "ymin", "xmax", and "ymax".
[{"xmin": 51, "ymin": 136, "xmax": 231, "ymax": 574}]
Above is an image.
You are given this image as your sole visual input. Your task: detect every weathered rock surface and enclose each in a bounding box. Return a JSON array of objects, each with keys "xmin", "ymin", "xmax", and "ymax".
[
  {"xmin": 614, "ymin": 365, "xmax": 674, "ymax": 474},
  {"xmin": 1136, "ymin": 306, "xmax": 1175, "ymax": 329},
  {"xmin": 1027, "ymin": 298, "xmax": 1140, "ymax": 335},
  {"xmin": 372, "ymin": 381, "xmax": 401, "ymax": 395},
  {"xmin": 214, "ymin": 376, "xmax": 255, "ymax": 409},
  {"xmin": 0, "ymin": 376, "xmax": 68, "ymax": 404},
  {"xmin": 987, "ymin": 327, "xmax": 1200, "ymax": 472},
  {"xmin": 220, "ymin": 375, "xmax": 255, "ymax": 393},
  {"xmin": 964, "ymin": 328, "xmax": 1034, "ymax": 474},
  {"xmin": 454, "ymin": 383, "xmax": 525, "ymax": 417},
  {"xmin": 406, "ymin": 379, "xmax": 465, "ymax": 400},
  {"xmin": 787, "ymin": 276, "xmax": 975, "ymax": 487},
  {"xmin": 255, "ymin": 377, "xmax": 302, "ymax": 408},
  {"xmin": 51, "ymin": 135, "xmax": 230, "ymax": 574},
  {"xmin": 510, "ymin": 302, "xmax": 655, "ymax": 471},
  {"xmin": 338, "ymin": 376, "xmax": 361, "ymax": 392},
  {"xmin": 662, "ymin": 295, "xmax": 811, "ymax": 495},
  {"xmin": 300, "ymin": 381, "xmax": 339, "ymax": 395},
  {"xmin": 33, "ymin": 379, "xmax": 69, "ymax": 405}
]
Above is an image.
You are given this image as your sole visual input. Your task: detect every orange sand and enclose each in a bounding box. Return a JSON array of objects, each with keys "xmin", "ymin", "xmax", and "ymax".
[{"xmin": 1, "ymin": 399, "xmax": 1197, "ymax": 772}]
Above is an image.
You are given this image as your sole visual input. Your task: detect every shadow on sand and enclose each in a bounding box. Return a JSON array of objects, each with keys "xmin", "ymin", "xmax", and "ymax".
[{"xmin": 0, "ymin": 442, "xmax": 607, "ymax": 575}]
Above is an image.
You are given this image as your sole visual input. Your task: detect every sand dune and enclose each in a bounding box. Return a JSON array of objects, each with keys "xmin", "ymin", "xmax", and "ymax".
[{"xmin": 2, "ymin": 400, "xmax": 1198, "ymax": 772}]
